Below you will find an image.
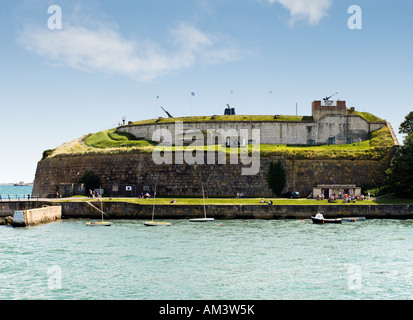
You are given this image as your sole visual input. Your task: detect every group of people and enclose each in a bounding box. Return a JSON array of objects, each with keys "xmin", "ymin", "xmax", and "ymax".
[
  {"xmin": 88, "ymin": 189, "xmax": 101, "ymax": 199},
  {"xmin": 316, "ymin": 192, "xmax": 371, "ymax": 202},
  {"xmin": 236, "ymin": 192, "xmax": 245, "ymax": 198},
  {"xmin": 139, "ymin": 191, "xmax": 151, "ymax": 199},
  {"xmin": 260, "ymin": 199, "xmax": 273, "ymax": 205}
]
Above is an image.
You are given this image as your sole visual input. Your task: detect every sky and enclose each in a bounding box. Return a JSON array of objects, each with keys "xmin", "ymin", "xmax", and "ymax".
[{"xmin": 0, "ymin": 0, "xmax": 412, "ymax": 183}]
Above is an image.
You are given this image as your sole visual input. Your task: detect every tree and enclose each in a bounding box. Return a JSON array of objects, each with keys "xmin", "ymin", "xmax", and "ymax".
[
  {"xmin": 266, "ymin": 160, "xmax": 287, "ymax": 196},
  {"xmin": 77, "ymin": 171, "xmax": 101, "ymax": 192},
  {"xmin": 399, "ymin": 111, "xmax": 413, "ymax": 135},
  {"xmin": 385, "ymin": 134, "xmax": 413, "ymax": 198}
]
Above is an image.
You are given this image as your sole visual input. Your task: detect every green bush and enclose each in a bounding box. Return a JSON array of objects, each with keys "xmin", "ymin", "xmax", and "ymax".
[
  {"xmin": 42, "ymin": 149, "xmax": 55, "ymax": 160},
  {"xmin": 266, "ymin": 160, "xmax": 286, "ymax": 196}
]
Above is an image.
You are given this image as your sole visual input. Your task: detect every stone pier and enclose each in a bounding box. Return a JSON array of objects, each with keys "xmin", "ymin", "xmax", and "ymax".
[{"xmin": 12, "ymin": 206, "xmax": 62, "ymax": 227}]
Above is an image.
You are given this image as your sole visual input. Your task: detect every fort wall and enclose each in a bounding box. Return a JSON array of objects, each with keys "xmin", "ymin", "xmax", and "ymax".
[
  {"xmin": 118, "ymin": 115, "xmax": 386, "ymax": 146},
  {"xmin": 33, "ymin": 152, "xmax": 393, "ymax": 198}
]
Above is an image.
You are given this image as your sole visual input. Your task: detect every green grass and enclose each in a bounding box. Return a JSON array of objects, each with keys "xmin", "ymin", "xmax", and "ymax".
[
  {"xmin": 128, "ymin": 115, "xmax": 314, "ymax": 125},
  {"xmin": 126, "ymin": 111, "xmax": 385, "ymax": 126},
  {"xmin": 348, "ymin": 110, "xmax": 385, "ymax": 122},
  {"xmin": 56, "ymin": 196, "xmax": 413, "ymax": 205},
  {"xmin": 255, "ymin": 126, "xmax": 393, "ymax": 160},
  {"xmin": 84, "ymin": 129, "xmax": 155, "ymax": 148},
  {"xmin": 44, "ymin": 124, "xmax": 395, "ymax": 160}
]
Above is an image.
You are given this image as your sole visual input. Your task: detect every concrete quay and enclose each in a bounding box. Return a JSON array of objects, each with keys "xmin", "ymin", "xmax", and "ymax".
[
  {"xmin": 0, "ymin": 201, "xmax": 62, "ymax": 227},
  {"xmin": 2, "ymin": 201, "xmax": 413, "ymax": 222},
  {"xmin": 50, "ymin": 201, "xmax": 413, "ymax": 220},
  {"xmin": 12, "ymin": 206, "xmax": 62, "ymax": 227}
]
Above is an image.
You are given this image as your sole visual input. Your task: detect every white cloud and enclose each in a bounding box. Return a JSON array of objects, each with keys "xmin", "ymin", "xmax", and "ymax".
[
  {"xmin": 268, "ymin": 0, "xmax": 332, "ymax": 25},
  {"xmin": 18, "ymin": 22, "xmax": 240, "ymax": 82}
]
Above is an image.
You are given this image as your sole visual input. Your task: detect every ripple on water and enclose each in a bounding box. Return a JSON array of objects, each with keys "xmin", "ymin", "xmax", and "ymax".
[{"xmin": 0, "ymin": 219, "xmax": 413, "ymax": 299}]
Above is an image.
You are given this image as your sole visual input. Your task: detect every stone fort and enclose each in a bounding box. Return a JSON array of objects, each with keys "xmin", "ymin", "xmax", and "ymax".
[
  {"xmin": 32, "ymin": 99, "xmax": 399, "ymax": 199},
  {"xmin": 118, "ymin": 100, "xmax": 389, "ymax": 147}
]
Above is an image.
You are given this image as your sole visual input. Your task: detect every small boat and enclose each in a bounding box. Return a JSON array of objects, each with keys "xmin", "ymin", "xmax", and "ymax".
[
  {"xmin": 86, "ymin": 199, "xmax": 111, "ymax": 226},
  {"xmin": 311, "ymin": 213, "xmax": 342, "ymax": 224},
  {"xmin": 143, "ymin": 221, "xmax": 171, "ymax": 227},
  {"xmin": 189, "ymin": 218, "xmax": 215, "ymax": 222},
  {"xmin": 189, "ymin": 186, "xmax": 214, "ymax": 223},
  {"xmin": 143, "ymin": 185, "xmax": 171, "ymax": 227},
  {"xmin": 342, "ymin": 217, "xmax": 366, "ymax": 222},
  {"xmin": 86, "ymin": 221, "xmax": 112, "ymax": 227}
]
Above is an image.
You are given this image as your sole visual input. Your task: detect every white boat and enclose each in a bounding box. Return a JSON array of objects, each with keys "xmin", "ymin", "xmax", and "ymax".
[
  {"xmin": 143, "ymin": 185, "xmax": 171, "ymax": 227},
  {"xmin": 143, "ymin": 221, "xmax": 172, "ymax": 226},
  {"xmin": 86, "ymin": 199, "xmax": 112, "ymax": 226},
  {"xmin": 86, "ymin": 221, "xmax": 112, "ymax": 227},
  {"xmin": 189, "ymin": 186, "xmax": 214, "ymax": 222},
  {"xmin": 189, "ymin": 218, "xmax": 215, "ymax": 222}
]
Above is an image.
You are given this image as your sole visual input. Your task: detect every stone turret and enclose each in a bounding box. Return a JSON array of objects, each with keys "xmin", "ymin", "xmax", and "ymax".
[{"xmin": 312, "ymin": 100, "xmax": 346, "ymax": 121}]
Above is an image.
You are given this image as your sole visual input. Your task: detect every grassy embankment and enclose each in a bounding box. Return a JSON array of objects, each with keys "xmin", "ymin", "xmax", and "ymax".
[
  {"xmin": 127, "ymin": 111, "xmax": 384, "ymax": 125},
  {"xmin": 43, "ymin": 116, "xmax": 394, "ymax": 161}
]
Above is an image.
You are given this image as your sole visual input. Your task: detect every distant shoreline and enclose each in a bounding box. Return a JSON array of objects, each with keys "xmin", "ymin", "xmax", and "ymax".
[{"xmin": 0, "ymin": 183, "xmax": 33, "ymax": 186}]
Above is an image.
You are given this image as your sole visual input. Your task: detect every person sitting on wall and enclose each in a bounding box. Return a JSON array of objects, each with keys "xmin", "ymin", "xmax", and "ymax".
[{"xmin": 170, "ymin": 199, "xmax": 177, "ymax": 203}]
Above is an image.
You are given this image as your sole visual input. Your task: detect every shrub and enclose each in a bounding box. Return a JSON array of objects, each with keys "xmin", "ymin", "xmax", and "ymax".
[{"xmin": 266, "ymin": 160, "xmax": 286, "ymax": 196}]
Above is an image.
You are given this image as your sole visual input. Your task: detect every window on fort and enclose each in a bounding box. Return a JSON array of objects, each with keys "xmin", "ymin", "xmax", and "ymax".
[
  {"xmin": 346, "ymin": 137, "xmax": 354, "ymax": 144},
  {"xmin": 328, "ymin": 137, "xmax": 336, "ymax": 145},
  {"xmin": 307, "ymin": 139, "xmax": 316, "ymax": 146}
]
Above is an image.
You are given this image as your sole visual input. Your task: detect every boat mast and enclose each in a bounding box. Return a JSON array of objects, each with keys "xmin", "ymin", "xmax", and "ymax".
[
  {"xmin": 100, "ymin": 198, "xmax": 103, "ymax": 222},
  {"xmin": 202, "ymin": 186, "xmax": 206, "ymax": 219},
  {"xmin": 152, "ymin": 185, "xmax": 156, "ymax": 221}
]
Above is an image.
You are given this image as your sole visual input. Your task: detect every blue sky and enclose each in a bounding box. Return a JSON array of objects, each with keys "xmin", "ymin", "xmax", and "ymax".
[{"xmin": 0, "ymin": 0, "xmax": 412, "ymax": 183}]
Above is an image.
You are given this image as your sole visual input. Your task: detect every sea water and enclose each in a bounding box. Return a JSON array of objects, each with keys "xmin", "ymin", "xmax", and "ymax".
[
  {"xmin": 0, "ymin": 185, "xmax": 33, "ymax": 198},
  {"xmin": 0, "ymin": 218, "xmax": 413, "ymax": 300}
]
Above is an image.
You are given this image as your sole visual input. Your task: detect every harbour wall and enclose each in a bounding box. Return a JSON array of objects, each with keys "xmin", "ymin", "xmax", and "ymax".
[
  {"xmin": 59, "ymin": 202, "xmax": 413, "ymax": 220},
  {"xmin": 0, "ymin": 202, "xmax": 413, "ymax": 219},
  {"xmin": 33, "ymin": 152, "xmax": 393, "ymax": 198},
  {"xmin": 2, "ymin": 202, "xmax": 412, "ymax": 220},
  {"xmin": 0, "ymin": 201, "xmax": 52, "ymax": 216}
]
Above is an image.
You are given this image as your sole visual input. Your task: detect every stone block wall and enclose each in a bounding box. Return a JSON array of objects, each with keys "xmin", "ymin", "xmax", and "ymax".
[
  {"xmin": 33, "ymin": 151, "xmax": 393, "ymax": 198},
  {"xmin": 118, "ymin": 116, "xmax": 386, "ymax": 147}
]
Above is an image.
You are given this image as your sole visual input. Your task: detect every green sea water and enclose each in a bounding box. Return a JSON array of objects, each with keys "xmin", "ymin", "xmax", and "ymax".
[
  {"xmin": 0, "ymin": 185, "xmax": 33, "ymax": 198},
  {"xmin": 0, "ymin": 218, "xmax": 412, "ymax": 300}
]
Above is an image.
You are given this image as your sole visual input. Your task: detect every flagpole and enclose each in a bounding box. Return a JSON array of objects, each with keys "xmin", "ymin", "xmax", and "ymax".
[
  {"xmin": 190, "ymin": 92, "xmax": 195, "ymax": 116},
  {"xmin": 156, "ymin": 95, "xmax": 159, "ymax": 119}
]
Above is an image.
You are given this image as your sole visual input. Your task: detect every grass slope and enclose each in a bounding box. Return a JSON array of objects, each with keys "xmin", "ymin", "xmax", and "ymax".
[
  {"xmin": 44, "ymin": 125, "xmax": 394, "ymax": 161},
  {"xmin": 128, "ymin": 115, "xmax": 315, "ymax": 125}
]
